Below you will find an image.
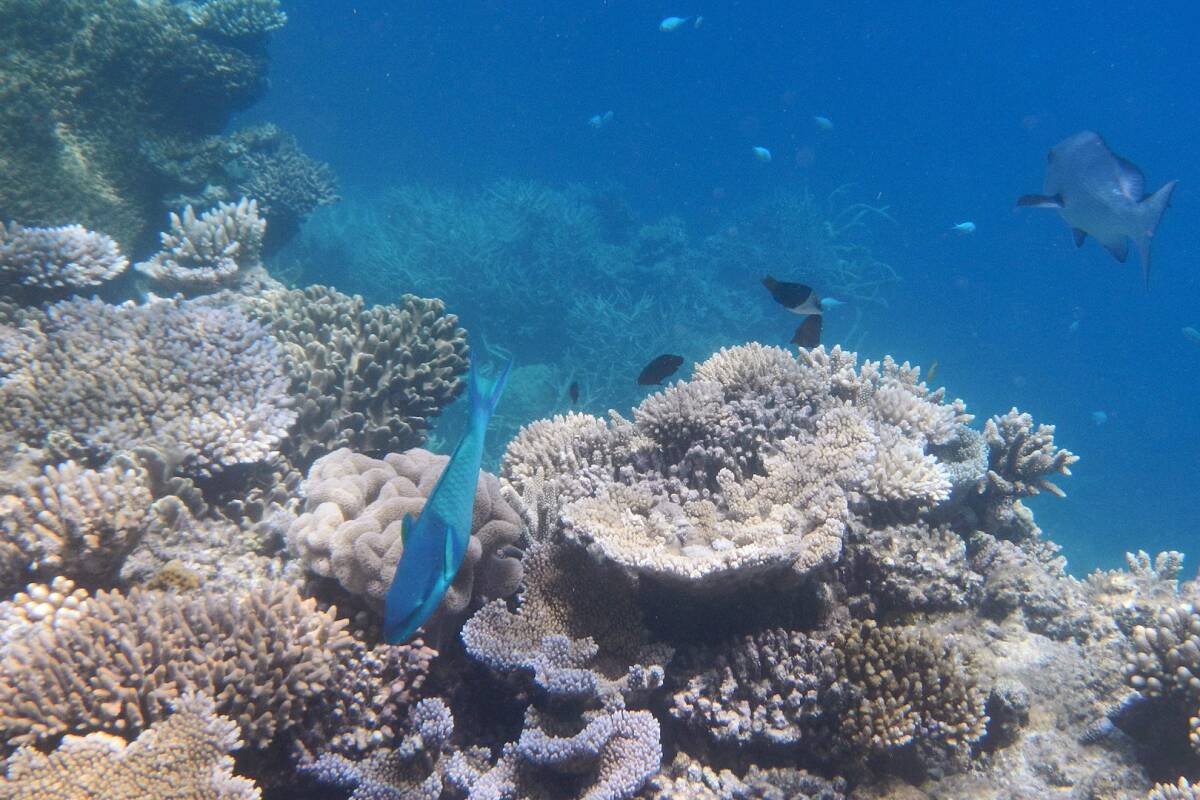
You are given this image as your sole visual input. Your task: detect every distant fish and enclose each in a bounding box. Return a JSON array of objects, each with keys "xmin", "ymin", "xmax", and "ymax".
[
  {"xmin": 950, "ymin": 221, "xmax": 976, "ymax": 234},
  {"xmin": 926, "ymin": 360, "xmax": 939, "ymax": 383},
  {"xmin": 762, "ymin": 276, "xmax": 822, "ymax": 315},
  {"xmin": 384, "ymin": 356, "xmax": 511, "ymax": 644},
  {"xmin": 1183, "ymin": 326, "xmax": 1200, "ymax": 345},
  {"xmin": 751, "ymin": 146, "xmax": 772, "ymax": 163},
  {"xmin": 1092, "ymin": 410, "xmax": 1108, "ymax": 426},
  {"xmin": 638, "ymin": 354, "xmax": 684, "ymax": 385},
  {"xmin": 568, "ymin": 380, "xmax": 580, "ymax": 404},
  {"xmin": 819, "ymin": 297, "xmax": 845, "ymax": 310},
  {"xmin": 1017, "ymin": 131, "xmax": 1177, "ymax": 286},
  {"xmin": 659, "ymin": 15, "xmax": 698, "ymax": 31},
  {"xmin": 1068, "ymin": 319, "xmax": 1081, "ymax": 334},
  {"xmin": 588, "ymin": 110, "xmax": 614, "ymax": 129},
  {"xmin": 791, "ymin": 315, "xmax": 822, "ymax": 348},
  {"xmin": 813, "ymin": 116, "xmax": 834, "ymax": 131}
]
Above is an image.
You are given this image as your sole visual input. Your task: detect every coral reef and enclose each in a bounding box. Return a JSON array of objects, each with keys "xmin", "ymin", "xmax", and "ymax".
[
  {"xmin": 189, "ymin": 0, "xmax": 287, "ymax": 39},
  {"xmin": 287, "ymin": 447, "xmax": 524, "ymax": 615},
  {"xmin": 0, "ymin": 0, "xmax": 282, "ymax": 249},
  {"xmin": 0, "ymin": 296, "xmax": 295, "ymax": 477},
  {"xmin": 241, "ymin": 284, "xmax": 469, "ymax": 467},
  {"xmin": 0, "ymin": 222, "xmax": 128, "ymax": 296},
  {"xmin": 0, "ymin": 692, "xmax": 260, "ymax": 799}
]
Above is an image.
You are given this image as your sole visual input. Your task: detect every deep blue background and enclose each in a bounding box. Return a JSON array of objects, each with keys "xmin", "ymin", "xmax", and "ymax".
[{"xmin": 244, "ymin": 0, "xmax": 1198, "ymax": 572}]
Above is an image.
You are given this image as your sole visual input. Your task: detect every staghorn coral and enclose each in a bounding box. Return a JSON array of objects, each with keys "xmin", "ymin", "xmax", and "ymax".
[
  {"xmin": 231, "ymin": 129, "xmax": 338, "ymax": 251},
  {"xmin": 0, "ymin": 296, "xmax": 295, "ymax": 477},
  {"xmin": 0, "ymin": 456, "xmax": 154, "ymax": 593},
  {"xmin": 0, "ymin": 692, "xmax": 260, "ymax": 799},
  {"xmin": 0, "ymin": 581, "xmax": 353, "ymax": 750},
  {"xmin": 0, "ymin": 222, "xmax": 128, "ymax": 293},
  {"xmin": 287, "ymin": 448, "xmax": 524, "ymax": 616},
  {"xmin": 241, "ymin": 284, "xmax": 468, "ymax": 466},
  {"xmin": 189, "ymin": 0, "xmax": 287, "ymax": 38},
  {"xmin": 135, "ymin": 199, "xmax": 266, "ymax": 291}
]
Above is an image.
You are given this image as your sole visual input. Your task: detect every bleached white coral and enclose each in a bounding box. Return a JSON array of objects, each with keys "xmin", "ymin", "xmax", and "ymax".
[
  {"xmin": 136, "ymin": 198, "xmax": 266, "ymax": 290},
  {"xmin": 0, "ymin": 222, "xmax": 128, "ymax": 291}
]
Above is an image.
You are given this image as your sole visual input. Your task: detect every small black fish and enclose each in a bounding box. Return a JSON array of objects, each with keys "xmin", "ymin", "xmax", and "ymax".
[
  {"xmin": 762, "ymin": 276, "xmax": 823, "ymax": 315},
  {"xmin": 791, "ymin": 315, "xmax": 822, "ymax": 348},
  {"xmin": 568, "ymin": 381, "xmax": 580, "ymax": 404},
  {"xmin": 637, "ymin": 354, "xmax": 684, "ymax": 386}
]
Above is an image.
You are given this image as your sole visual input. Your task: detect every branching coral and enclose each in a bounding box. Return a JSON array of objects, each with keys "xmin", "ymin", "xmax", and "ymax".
[
  {"xmin": 135, "ymin": 199, "xmax": 266, "ymax": 291},
  {"xmin": 0, "ymin": 692, "xmax": 260, "ymax": 799},
  {"xmin": 241, "ymin": 284, "xmax": 468, "ymax": 467},
  {"xmin": 0, "ymin": 222, "xmax": 128, "ymax": 293},
  {"xmin": 0, "ymin": 297, "xmax": 295, "ymax": 477},
  {"xmin": 1126, "ymin": 603, "xmax": 1200, "ymax": 754},
  {"xmin": 0, "ymin": 456, "xmax": 154, "ymax": 593},
  {"xmin": 287, "ymin": 447, "xmax": 524, "ymax": 616},
  {"xmin": 189, "ymin": 0, "xmax": 287, "ymax": 38},
  {"xmin": 0, "ymin": 582, "xmax": 353, "ymax": 749}
]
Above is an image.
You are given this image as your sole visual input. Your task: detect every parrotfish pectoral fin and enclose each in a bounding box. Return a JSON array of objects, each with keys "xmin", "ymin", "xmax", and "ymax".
[
  {"xmin": 443, "ymin": 526, "xmax": 458, "ymax": 584},
  {"xmin": 1016, "ymin": 193, "xmax": 1064, "ymax": 209},
  {"xmin": 401, "ymin": 514, "xmax": 414, "ymax": 545},
  {"xmin": 1072, "ymin": 228, "xmax": 1087, "ymax": 248},
  {"xmin": 1135, "ymin": 179, "xmax": 1178, "ymax": 287}
]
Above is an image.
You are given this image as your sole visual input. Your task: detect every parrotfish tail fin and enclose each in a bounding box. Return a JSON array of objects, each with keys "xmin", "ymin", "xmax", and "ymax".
[
  {"xmin": 469, "ymin": 354, "xmax": 513, "ymax": 426},
  {"xmin": 1136, "ymin": 179, "xmax": 1178, "ymax": 287},
  {"xmin": 1016, "ymin": 193, "xmax": 1063, "ymax": 209}
]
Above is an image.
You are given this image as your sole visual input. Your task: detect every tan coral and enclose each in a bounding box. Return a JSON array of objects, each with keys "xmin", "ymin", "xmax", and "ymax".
[
  {"xmin": 0, "ymin": 456, "xmax": 154, "ymax": 592},
  {"xmin": 0, "ymin": 582, "xmax": 354, "ymax": 749},
  {"xmin": 135, "ymin": 199, "xmax": 266, "ymax": 291},
  {"xmin": 0, "ymin": 692, "xmax": 260, "ymax": 799},
  {"xmin": 288, "ymin": 448, "xmax": 523, "ymax": 614}
]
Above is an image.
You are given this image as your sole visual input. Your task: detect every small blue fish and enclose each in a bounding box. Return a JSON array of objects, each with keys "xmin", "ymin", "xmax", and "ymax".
[
  {"xmin": 950, "ymin": 222, "xmax": 976, "ymax": 234},
  {"xmin": 384, "ymin": 355, "xmax": 512, "ymax": 644},
  {"xmin": 813, "ymin": 115, "xmax": 834, "ymax": 131},
  {"xmin": 660, "ymin": 15, "xmax": 700, "ymax": 31},
  {"xmin": 819, "ymin": 297, "xmax": 845, "ymax": 310},
  {"xmin": 751, "ymin": 146, "xmax": 772, "ymax": 163},
  {"xmin": 588, "ymin": 110, "xmax": 614, "ymax": 129},
  {"xmin": 1092, "ymin": 411, "xmax": 1108, "ymax": 426}
]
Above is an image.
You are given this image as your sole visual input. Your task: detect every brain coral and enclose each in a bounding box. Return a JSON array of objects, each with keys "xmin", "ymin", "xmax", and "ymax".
[
  {"xmin": 241, "ymin": 285, "xmax": 468, "ymax": 467},
  {"xmin": 287, "ymin": 448, "xmax": 524, "ymax": 616},
  {"xmin": 0, "ymin": 222, "xmax": 128, "ymax": 294},
  {"xmin": 0, "ymin": 692, "xmax": 260, "ymax": 799},
  {"xmin": 0, "ymin": 582, "xmax": 352, "ymax": 750},
  {"xmin": 0, "ymin": 296, "xmax": 295, "ymax": 477},
  {"xmin": 504, "ymin": 344, "xmax": 975, "ymax": 592}
]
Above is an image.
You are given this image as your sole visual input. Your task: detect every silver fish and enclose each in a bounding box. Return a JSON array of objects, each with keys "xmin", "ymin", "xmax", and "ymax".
[{"xmin": 1018, "ymin": 131, "xmax": 1177, "ymax": 285}]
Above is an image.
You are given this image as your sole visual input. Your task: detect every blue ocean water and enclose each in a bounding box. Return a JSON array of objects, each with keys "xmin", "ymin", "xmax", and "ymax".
[{"xmin": 249, "ymin": 1, "xmax": 1197, "ymax": 574}]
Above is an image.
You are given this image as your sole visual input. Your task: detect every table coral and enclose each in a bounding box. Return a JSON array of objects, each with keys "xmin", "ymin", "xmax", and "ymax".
[
  {"xmin": 288, "ymin": 447, "xmax": 524, "ymax": 616},
  {"xmin": 0, "ymin": 692, "xmax": 259, "ymax": 799},
  {"xmin": 0, "ymin": 222, "xmax": 128, "ymax": 294},
  {"xmin": 0, "ymin": 296, "xmax": 295, "ymax": 477}
]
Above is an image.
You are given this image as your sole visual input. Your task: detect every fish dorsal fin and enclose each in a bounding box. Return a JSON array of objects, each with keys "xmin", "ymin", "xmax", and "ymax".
[
  {"xmin": 1114, "ymin": 155, "xmax": 1145, "ymax": 200},
  {"xmin": 401, "ymin": 514, "xmax": 414, "ymax": 545},
  {"xmin": 1072, "ymin": 228, "xmax": 1087, "ymax": 248}
]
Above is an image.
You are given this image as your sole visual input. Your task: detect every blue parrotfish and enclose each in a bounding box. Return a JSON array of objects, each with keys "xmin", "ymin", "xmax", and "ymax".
[
  {"xmin": 660, "ymin": 15, "xmax": 701, "ymax": 32},
  {"xmin": 383, "ymin": 356, "xmax": 512, "ymax": 644},
  {"xmin": 1017, "ymin": 131, "xmax": 1177, "ymax": 286}
]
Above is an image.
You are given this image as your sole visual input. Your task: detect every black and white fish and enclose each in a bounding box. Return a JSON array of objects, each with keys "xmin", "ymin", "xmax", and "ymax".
[
  {"xmin": 1018, "ymin": 131, "xmax": 1177, "ymax": 285},
  {"xmin": 762, "ymin": 276, "xmax": 822, "ymax": 315},
  {"xmin": 790, "ymin": 315, "xmax": 822, "ymax": 348}
]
